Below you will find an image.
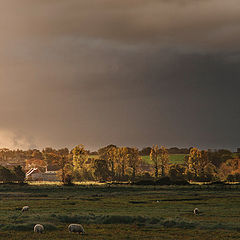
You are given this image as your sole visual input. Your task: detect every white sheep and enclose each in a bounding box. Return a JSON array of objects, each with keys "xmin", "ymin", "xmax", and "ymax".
[
  {"xmin": 193, "ymin": 208, "xmax": 199, "ymax": 215},
  {"xmin": 34, "ymin": 224, "xmax": 44, "ymax": 233},
  {"xmin": 68, "ymin": 224, "xmax": 85, "ymax": 234},
  {"xmin": 21, "ymin": 206, "xmax": 29, "ymax": 212}
]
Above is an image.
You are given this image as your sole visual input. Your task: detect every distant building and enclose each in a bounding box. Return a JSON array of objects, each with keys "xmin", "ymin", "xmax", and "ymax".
[
  {"xmin": 26, "ymin": 165, "xmax": 61, "ymax": 181},
  {"xmin": 26, "ymin": 168, "xmax": 43, "ymax": 181}
]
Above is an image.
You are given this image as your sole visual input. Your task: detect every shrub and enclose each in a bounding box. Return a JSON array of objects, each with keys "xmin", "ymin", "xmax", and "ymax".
[
  {"xmin": 63, "ymin": 174, "xmax": 74, "ymax": 186},
  {"xmin": 155, "ymin": 176, "xmax": 172, "ymax": 185},
  {"xmin": 134, "ymin": 180, "xmax": 155, "ymax": 185},
  {"xmin": 227, "ymin": 174, "xmax": 235, "ymax": 182},
  {"xmin": 227, "ymin": 173, "xmax": 240, "ymax": 182}
]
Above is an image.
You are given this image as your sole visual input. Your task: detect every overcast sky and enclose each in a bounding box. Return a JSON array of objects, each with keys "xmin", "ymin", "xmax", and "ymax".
[{"xmin": 0, "ymin": 0, "xmax": 239, "ymax": 151}]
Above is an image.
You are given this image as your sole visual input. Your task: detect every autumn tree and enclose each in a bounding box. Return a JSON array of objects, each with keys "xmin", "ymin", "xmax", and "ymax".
[
  {"xmin": 31, "ymin": 149, "xmax": 43, "ymax": 159},
  {"xmin": 186, "ymin": 148, "xmax": 210, "ymax": 179},
  {"xmin": 106, "ymin": 146, "xmax": 118, "ymax": 180},
  {"xmin": 42, "ymin": 147, "xmax": 59, "ymax": 166},
  {"xmin": 127, "ymin": 148, "xmax": 141, "ymax": 181},
  {"xmin": 98, "ymin": 145, "xmax": 118, "ymax": 180},
  {"xmin": 198, "ymin": 150, "xmax": 210, "ymax": 176},
  {"xmin": 159, "ymin": 146, "xmax": 169, "ymax": 176},
  {"xmin": 150, "ymin": 145, "xmax": 160, "ymax": 178},
  {"xmin": 0, "ymin": 148, "xmax": 11, "ymax": 163},
  {"xmin": 186, "ymin": 147, "xmax": 201, "ymax": 177},
  {"xmin": 42, "ymin": 147, "xmax": 57, "ymax": 154},
  {"xmin": 150, "ymin": 145, "xmax": 169, "ymax": 178},
  {"xmin": 98, "ymin": 144, "xmax": 117, "ymax": 160},
  {"xmin": 204, "ymin": 163, "xmax": 218, "ymax": 181},
  {"xmin": 43, "ymin": 152, "xmax": 59, "ymax": 166},
  {"xmin": 25, "ymin": 158, "xmax": 47, "ymax": 170},
  {"xmin": 54, "ymin": 148, "xmax": 71, "ymax": 183},
  {"xmin": 115, "ymin": 147, "xmax": 128, "ymax": 179},
  {"xmin": 72, "ymin": 144, "xmax": 88, "ymax": 180},
  {"xmin": 93, "ymin": 159, "xmax": 111, "ymax": 181},
  {"xmin": 219, "ymin": 158, "xmax": 240, "ymax": 180}
]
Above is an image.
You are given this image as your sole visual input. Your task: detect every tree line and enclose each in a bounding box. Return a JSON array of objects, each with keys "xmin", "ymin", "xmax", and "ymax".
[{"xmin": 0, "ymin": 145, "xmax": 239, "ymax": 184}]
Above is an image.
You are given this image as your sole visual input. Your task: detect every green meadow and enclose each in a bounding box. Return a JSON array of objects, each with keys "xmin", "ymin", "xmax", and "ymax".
[
  {"xmin": 141, "ymin": 154, "xmax": 187, "ymax": 165},
  {"xmin": 0, "ymin": 183, "xmax": 240, "ymax": 239}
]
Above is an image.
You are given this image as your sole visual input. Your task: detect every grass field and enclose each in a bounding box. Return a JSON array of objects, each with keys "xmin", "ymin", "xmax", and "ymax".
[
  {"xmin": 141, "ymin": 154, "xmax": 187, "ymax": 165},
  {"xmin": 0, "ymin": 183, "xmax": 240, "ymax": 239}
]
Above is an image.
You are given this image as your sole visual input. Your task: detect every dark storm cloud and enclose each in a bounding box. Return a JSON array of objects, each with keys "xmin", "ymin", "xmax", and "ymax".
[{"xmin": 0, "ymin": 0, "xmax": 239, "ymax": 150}]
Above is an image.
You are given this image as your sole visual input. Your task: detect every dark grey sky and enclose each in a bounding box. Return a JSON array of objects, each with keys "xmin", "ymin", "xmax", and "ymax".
[{"xmin": 0, "ymin": 0, "xmax": 239, "ymax": 150}]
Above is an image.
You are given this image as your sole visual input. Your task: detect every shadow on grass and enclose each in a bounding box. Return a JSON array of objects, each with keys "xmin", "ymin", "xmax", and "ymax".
[
  {"xmin": 53, "ymin": 214, "xmax": 240, "ymax": 232},
  {"xmin": 54, "ymin": 214, "xmax": 196, "ymax": 229},
  {"xmin": 0, "ymin": 223, "xmax": 57, "ymax": 231}
]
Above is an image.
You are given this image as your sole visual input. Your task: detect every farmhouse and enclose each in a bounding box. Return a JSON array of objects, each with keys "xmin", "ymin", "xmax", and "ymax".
[
  {"xmin": 26, "ymin": 165, "xmax": 61, "ymax": 181},
  {"xmin": 26, "ymin": 168, "xmax": 43, "ymax": 181}
]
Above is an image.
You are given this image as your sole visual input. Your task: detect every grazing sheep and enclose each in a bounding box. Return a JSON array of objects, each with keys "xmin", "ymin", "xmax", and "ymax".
[
  {"xmin": 21, "ymin": 206, "xmax": 29, "ymax": 212},
  {"xmin": 68, "ymin": 224, "xmax": 85, "ymax": 234},
  {"xmin": 34, "ymin": 224, "xmax": 44, "ymax": 233},
  {"xmin": 193, "ymin": 208, "xmax": 199, "ymax": 215}
]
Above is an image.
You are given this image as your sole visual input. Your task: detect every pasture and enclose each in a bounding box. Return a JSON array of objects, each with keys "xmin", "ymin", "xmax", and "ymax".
[
  {"xmin": 141, "ymin": 154, "xmax": 187, "ymax": 165},
  {"xmin": 0, "ymin": 183, "xmax": 240, "ymax": 239}
]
